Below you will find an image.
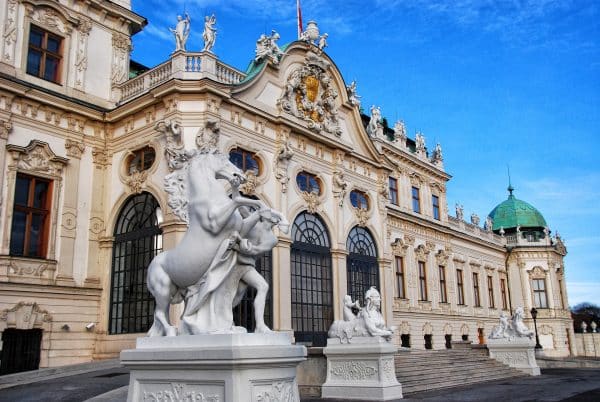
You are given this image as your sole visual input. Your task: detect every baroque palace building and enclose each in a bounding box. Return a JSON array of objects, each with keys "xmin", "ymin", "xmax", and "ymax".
[{"xmin": 0, "ymin": 0, "xmax": 574, "ymax": 374}]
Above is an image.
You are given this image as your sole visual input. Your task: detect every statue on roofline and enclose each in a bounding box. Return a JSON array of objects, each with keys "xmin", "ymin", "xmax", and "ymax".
[{"xmin": 170, "ymin": 13, "xmax": 191, "ymax": 52}]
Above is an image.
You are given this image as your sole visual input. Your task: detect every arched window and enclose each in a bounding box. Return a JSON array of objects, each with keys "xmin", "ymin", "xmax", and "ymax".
[
  {"xmin": 346, "ymin": 226, "xmax": 379, "ymax": 304},
  {"xmin": 109, "ymin": 192, "xmax": 162, "ymax": 334},
  {"xmin": 291, "ymin": 212, "xmax": 332, "ymax": 347}
]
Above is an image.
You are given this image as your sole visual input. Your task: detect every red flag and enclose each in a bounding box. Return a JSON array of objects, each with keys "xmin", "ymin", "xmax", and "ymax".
[{"xmin": 297, "ymin": 0, "xmax": 303, "ymax": 39}]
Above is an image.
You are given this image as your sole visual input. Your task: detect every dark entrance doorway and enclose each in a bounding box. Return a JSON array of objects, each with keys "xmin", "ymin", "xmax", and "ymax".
[{"xmin": 0, "ymin": 328, "xmax": 42, "ymax": 375}]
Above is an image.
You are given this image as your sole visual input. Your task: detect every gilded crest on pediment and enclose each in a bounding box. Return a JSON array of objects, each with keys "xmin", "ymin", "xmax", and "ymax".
[{"xmin": 278, "ymin": 53, "xmax": 342, "ymax": 136}]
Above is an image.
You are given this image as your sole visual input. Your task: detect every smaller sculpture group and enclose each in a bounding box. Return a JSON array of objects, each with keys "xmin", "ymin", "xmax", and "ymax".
[
  {"xmin": 255, "ymin": 30, "xmax": 283, "ymax": 65},
  {"xmin": 300, "ymin": 20, "xmax": 328, "ymax": 53},
  {"xmin": 489, "ymin": 307, "xmax": 535, "ymax": 340},
  {"xmin": 328, "ymin": 287, "xmax": 395, "ymax": 343}
]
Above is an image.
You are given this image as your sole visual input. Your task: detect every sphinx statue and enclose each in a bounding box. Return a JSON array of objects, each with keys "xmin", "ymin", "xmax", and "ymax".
[{"xmin": 328, "ymin": 287, "xmax": 395, "ymax": 343}]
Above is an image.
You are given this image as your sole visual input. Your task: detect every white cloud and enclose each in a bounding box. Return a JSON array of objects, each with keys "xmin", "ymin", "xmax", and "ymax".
[
  {"xmin": 567, "ymin": 282, "xmax": 600, "ymax": 307},
  {"xmin": 140, "ymin": 23, "xmax": 173, "ymax": 42}
]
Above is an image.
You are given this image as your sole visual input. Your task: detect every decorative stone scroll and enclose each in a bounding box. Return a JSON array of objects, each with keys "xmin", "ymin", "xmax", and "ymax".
[{"xmin": 277, "ymin": 52, "xmax": 342, "ymax": 136}]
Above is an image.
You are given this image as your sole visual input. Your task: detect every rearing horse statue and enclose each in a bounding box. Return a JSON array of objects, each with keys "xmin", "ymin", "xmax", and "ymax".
[{"xmin": 147, "ymin": 120, "xmax": 288, "ymax": 336}]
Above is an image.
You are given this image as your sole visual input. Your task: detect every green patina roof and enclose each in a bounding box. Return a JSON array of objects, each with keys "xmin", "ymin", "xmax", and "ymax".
[
  {"xmin": 488, "ymin": 186, "xmax": 547, "ymax": 231},
  {"xmin": 239, "ymin": 42, "xmax": 292, "ymax": 84}
]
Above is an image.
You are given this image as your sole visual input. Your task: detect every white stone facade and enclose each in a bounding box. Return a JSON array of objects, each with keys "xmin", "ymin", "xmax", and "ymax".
[{"xmin": 0, "ymin": 2, "xmax": 574, "ymax": 372}]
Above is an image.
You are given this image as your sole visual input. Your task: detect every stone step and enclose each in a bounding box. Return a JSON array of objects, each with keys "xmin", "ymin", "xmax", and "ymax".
[
  {"xmin": 395, "ymin": 360, "xmax": 506, "ymax": 373},
  {"xmin": 395, "ymin": 347, "xmax": 526, "ymax": 395},
  {"xmin": 396, "ymin": 362, "xmax": 516, "ymax": 378},
  {"xmin": 398, "ymin": 365, "xmax": 519, "ymax": 383},
  {"xmin": 401, "ymin": 371, "xmax": 525, "ymax": 394}
]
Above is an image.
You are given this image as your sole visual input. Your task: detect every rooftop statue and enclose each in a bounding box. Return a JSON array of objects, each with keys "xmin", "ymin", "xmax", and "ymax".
[
  {"xmin": 202, "ymin": 14, "xmax": 217, "ymax": 52},
  {"xmin": 489, "ymin": 307, "xmax": 535, "ymax": 340},
  {"xmin": 170, "ymin": 13, "xmax": 191, "ymax": 52},
  {"xmin": 346, "ymin": 80, "xmax": 361, "ymax": 107},
  {"xmin": 432, "ymin": 142, "xmax": 443, "ymax": 163},
  {"xmin": 393, "ymin": 120, "xmax": 407, "ymax": 144},
  {"xmin": 455, "ymin": 203, "xmax": 464, "ymax": 221},
  {"xmin": 484, "ymin": 216, "xmax": 494, "ymax": 232},
  {"xmin": 415, "ymin": 132, "xmax": 426, "ymax": 153},
  {"xmin": 470, "ymin": 213, "xmax": 480, "ymax": 226},
  {"xmin": 367, "ymin": 105, "xmax": 383, "ymax": 138},
  {"xmin": 147, "ymin": 120, "xmax": 289, "ymax": 336},
  {"xmin": 254, "ymin": 30, "xmax": 283, "ymax": 65},
  {"xmin": 328, "ymin": 287, "xmax": 395, "ymax": 343}
]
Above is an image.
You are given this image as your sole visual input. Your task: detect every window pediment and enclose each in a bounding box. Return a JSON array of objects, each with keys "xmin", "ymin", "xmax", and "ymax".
[{"xmin": 7, "ymin": 140, "xmax": 68, "ymax": 177}]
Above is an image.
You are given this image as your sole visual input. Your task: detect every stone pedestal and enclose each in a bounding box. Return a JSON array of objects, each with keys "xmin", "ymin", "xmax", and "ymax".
[
  {"xmin": 120, "ymin": 333, "xmax": 306, "ymax": 402},
  {"xmin": 321, "ymin": 337, "xmax": 402, "ymax": 401},
  {"xmin": 487, "ymin": 337, "xmax": 541, "ymax": 376}
]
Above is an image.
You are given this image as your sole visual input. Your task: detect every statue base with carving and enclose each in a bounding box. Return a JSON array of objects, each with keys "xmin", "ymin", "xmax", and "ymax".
[
  {"xmin": 487, "ymin": 337, "xmax": 540, "ymax": 376},
  {"xmin": 120, "ymin": 332, "xmax": 306, "ymax": 402},
  {"xmin": 486, "ymin": 308, "xmax": 541, "ymax": 376},
  {"xmin": 321, "ymin": 288, "xmax": 402, "ymax": 401},
  {"xmin": 321, "ymin": 337, "xmax": 402, "ymax": 401}
]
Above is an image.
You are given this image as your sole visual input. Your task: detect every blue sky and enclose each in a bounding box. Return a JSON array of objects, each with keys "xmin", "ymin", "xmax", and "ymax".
[{"xmin": 130, "ymin": 0, "xmax": 600, "ymax": 306}]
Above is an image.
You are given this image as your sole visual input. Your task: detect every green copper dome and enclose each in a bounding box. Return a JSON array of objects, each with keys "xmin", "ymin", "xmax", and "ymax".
[{"xmin": 488, "ymin": 186, "xmax": 547, "ymax": 232}]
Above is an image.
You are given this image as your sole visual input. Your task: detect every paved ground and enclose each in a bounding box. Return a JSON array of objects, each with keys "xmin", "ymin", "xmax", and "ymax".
[{"xmin": 1, "ymin": 366, "xmax": 599, "ymax": 401}]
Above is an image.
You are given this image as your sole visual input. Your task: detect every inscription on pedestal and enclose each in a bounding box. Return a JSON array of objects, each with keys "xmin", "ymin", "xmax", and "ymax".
[{"xmin": 141, "ymin": 382, "xmax": 223, "ymax": 402}]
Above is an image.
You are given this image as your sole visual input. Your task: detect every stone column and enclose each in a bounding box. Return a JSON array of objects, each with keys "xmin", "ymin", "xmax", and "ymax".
[
  {"xmin": 85, "ymin": 147, "xmax": 110, "ymax": 286},
  {"xmin": 56, "ymin": 139, "xmax": 85, "ymax": 286},
  {"xmin": 0, "ymin": 119, "xmax": 12, "ymax": 211},
  {"xmin": 379, "ymin": 257, "xmax": 393, "ymax": 325},
  {"xmin": 331, "ymin": 249, "xmax": 348, "ymax": 321},
  {"xmin": 273, "ymin": 239, "xmax": 292, "ymax": 333}
]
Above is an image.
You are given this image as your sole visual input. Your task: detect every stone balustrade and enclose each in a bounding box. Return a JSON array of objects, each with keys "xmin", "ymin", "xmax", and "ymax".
[{"xmin": 114, "ymin": 51, "xmax": 246, "ymax": 104}]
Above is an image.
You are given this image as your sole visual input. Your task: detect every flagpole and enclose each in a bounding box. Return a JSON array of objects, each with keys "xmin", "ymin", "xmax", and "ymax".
[{"xmin": 297, "ymin": 0, "xmax": 303, "ymax": 39}]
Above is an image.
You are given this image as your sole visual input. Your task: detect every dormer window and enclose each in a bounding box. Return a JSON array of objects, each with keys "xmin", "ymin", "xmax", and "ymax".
[
  {"xmin": 229, "ymin": 148, "xmax": 260, "ymax": 174},
  {"xmin": 296, "ymin": 171, "xmax": 321, "ymax": 194},
  {"xmin": 27, "ymin": 25, "xmax": 63, "ymax": 84},
  {"xmin": 350, "ymin": 190, "xmax": 369, "ymax": 210}
]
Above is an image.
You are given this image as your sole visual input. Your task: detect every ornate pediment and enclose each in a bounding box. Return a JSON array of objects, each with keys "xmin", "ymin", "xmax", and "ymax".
[
  {"xmin": 277, "ymin": 52, "xmax": 342, "ymax": 136},
  {"xmin": 0, "ymin": 301, "xmax": 52, "ymax": 330},
  {"xmin": 7, "ymin": 140, "xmax": 68, "ymax": 176}
]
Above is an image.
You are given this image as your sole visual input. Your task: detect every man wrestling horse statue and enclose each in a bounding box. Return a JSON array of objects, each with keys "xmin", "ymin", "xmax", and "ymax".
[{"xmin": 147, "ymin": 120, "xmax": 288, "ymax": 336}]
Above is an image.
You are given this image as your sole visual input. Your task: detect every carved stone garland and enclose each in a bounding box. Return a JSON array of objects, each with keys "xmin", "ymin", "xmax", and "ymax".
[{"xmin": 277, "ymin": 52, "xmax": 342, "ymax": 136}]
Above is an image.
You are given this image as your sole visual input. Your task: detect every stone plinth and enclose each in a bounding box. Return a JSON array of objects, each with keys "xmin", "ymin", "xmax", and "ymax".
[
  {"xmin": 321, "ymin": 337, "xmax": 402, "ymax": 401},
  {"xmin": 121, "ymin": 333, "xmax": 306, "ymax": 402},
  {"xmin": 487, "ymin": 337, "xmax": 541, "ymax": 376}
]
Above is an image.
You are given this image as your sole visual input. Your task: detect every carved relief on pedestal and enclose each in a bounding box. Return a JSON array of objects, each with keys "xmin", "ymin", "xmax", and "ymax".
[
  {"xmin": 2, "ymin": 0, "xmax": 18, "ymax": 63},
  {"xmin": 92, "ymin": 147, "xmax": 109, "ymax": 167},
  {"xmin": 254, "ymin": 380, "xmax": 297, "ymax": 402},
  {"xmin": 330, "ymin": 361, "xmax": 378, "ymax": 381},
  {"xmin": 141, "ymin": 382, "xmax": 221, "ymax": 402},
  {"xmin": 277, "ymin": 52, "xmax": 342, "ymax": 136}
]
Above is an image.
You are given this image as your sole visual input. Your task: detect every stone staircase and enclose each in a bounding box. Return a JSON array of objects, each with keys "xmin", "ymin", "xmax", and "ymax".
[{"xmin": 395, "ymin": 345, "xmax": 526, "ymax": 395}]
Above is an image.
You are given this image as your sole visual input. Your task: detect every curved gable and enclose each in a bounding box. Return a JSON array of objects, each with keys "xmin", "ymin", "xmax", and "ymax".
[{"xmin": 232, "ymin": 42, "xmax": 382, "ymax": 164}]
